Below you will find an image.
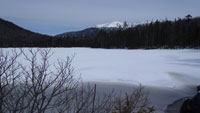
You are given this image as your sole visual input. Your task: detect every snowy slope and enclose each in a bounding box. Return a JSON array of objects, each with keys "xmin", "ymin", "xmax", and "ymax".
[
  {"xmin": 96, "ymin": 21, "xmax": 145, "ymax": 28},
  {"xmin": 96, "ymin": 21, "xmax": 124, "ymax": 28},
  {"xmin": 96, "ymin": 21, "xmax": 132, "ymax": 28}
]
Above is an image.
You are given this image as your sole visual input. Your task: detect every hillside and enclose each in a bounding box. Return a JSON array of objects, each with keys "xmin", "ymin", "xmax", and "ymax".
[
  {"xmin": 56, "ymin": 27, "xmax": 102, "ymax": 38},
  {"xmin": 0, "ymin": 18, "xmax": 53, "ymax": 47}
]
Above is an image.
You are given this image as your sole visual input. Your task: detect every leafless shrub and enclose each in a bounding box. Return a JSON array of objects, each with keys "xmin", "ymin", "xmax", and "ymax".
[{"xmin": 112, "ymin": 85, "xmax": 155, "ymax": 113}]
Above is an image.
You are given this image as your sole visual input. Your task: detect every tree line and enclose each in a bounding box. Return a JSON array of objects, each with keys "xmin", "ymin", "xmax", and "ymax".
[
  {"xmin": 0, "ymin": 15, "xmax": 200, "ymax": 48},
  {"xmin": 63, "ymin": 15, "xmax": 200, "ymax": 49}
]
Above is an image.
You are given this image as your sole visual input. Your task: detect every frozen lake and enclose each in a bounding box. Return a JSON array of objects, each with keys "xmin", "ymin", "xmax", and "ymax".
[
  {"xmin": 2, "ymin": 48, "xmax": 200, "ymax": 113},
  {"xmin": 51, "ymin": 48, "xmax": 200, "ymax": 88},
  {"xmin": 3, "ymin": 48, "xmax": 200, "ymax": 89}
]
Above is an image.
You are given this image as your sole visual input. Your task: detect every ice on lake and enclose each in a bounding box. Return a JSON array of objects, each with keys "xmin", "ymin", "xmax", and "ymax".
[{"xmin": 4, "ymin": 48, "xmax": 200, "ymax": 89}]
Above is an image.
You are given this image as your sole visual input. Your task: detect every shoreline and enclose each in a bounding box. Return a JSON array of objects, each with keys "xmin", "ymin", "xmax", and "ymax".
[
  {"xmin": 164, "ymin": 97, "xmax": 192, "ymax": 113},
  {"xmin": 85, "ymin": 81, "xmax": 196, "ymax": 113}
]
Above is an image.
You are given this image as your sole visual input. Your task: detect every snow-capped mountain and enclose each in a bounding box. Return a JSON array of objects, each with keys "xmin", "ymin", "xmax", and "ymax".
[
  {"xmin": 96, "ymin": 21, "xmax": 132, "ymax": 28},
  {"xmin": 56, "ymin": 21, "xmax": 142, "ymax": 38},
  {"xmin": 56, "ymin": 21, "xmax": 129, "ymax": 38}
]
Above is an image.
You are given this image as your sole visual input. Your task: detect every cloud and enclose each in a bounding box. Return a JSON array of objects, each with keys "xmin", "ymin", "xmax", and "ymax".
[{"xmin": 0, "ymin": 0, "xmax": 199, "ymax": 35}]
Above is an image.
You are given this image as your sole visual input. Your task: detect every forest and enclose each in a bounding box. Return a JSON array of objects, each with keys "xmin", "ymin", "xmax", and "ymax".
[{"xmin": 0, "ymin": 15, "xmax": 200, "ymax": 48}]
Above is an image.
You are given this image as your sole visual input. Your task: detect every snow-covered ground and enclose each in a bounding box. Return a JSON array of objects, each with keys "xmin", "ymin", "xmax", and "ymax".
[{"xmin": 2, "ymin": 48, "xmax": 200, "ymax": 113}]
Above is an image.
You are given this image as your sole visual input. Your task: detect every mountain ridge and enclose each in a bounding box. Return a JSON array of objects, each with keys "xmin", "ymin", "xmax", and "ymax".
[
  {"xmin": 56, "ymin": 21, "xmax": 132, "ymax": 38},
  {"xmin": 0, "ymin": 18, "xmax": 51, "ymax": 38}
]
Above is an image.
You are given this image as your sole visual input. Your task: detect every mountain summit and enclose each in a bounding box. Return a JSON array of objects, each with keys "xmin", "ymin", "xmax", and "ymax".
[
  {"xmin": 96, "ymin": 21, "xmax": 132, "ymax": 28},
  {"xmin": 96, "ymin": 21, "xmax": 124, "ymax": 28}
]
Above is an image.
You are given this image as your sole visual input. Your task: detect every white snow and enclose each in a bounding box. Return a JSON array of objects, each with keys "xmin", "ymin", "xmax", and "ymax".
[
  {"xmin": 3, "ymin": 48, "xmax": 200, "ymax": 89},
  {"xmin": 96, "ymin": 21, "xmax": 128, "ymax": 28},
  {"xmin": 96, "ymin": 21, "xmax": 146, "ymax": 28}
]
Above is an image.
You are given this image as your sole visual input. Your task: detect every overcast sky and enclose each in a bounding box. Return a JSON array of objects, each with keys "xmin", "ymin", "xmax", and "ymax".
[{"xmin": 0, "ymin": 0, "xmax": 200, "ymax": 35}]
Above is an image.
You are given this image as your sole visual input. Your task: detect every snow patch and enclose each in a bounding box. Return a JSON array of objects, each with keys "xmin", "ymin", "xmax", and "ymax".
[{"xmin": 96, "ymin": 21, "xmax": 129, "ymax": 28}]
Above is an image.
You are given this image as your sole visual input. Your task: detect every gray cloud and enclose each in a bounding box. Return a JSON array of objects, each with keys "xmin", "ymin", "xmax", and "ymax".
[{"xmin": 0, "ymin": 0, "xmax": 200, "ymax": 35}]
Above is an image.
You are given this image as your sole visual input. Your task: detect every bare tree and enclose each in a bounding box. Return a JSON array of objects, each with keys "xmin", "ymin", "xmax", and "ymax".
[
  {"xmin": 18, "ymin": 49, "xmax": 78, "ymax": 113},
  {"xmin": 0, "ymin": 49, "xmax": 21, "ymax": 113},
  {"xmin": 1, "ymin": 49, "xmax": 78, "ymax": 113}
]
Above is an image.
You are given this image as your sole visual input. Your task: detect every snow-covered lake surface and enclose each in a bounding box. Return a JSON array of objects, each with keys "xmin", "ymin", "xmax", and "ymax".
[
  {"xmin": 3, "ymin": 48, "xmax": 200, "ymax": 88},
  {"xmin": 2, "ymin": 48, "xmax": 200, "ymax": 113},
  {"xmin": 54, "ymin": 48, "xmax": 200, "ymax": 88}
]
